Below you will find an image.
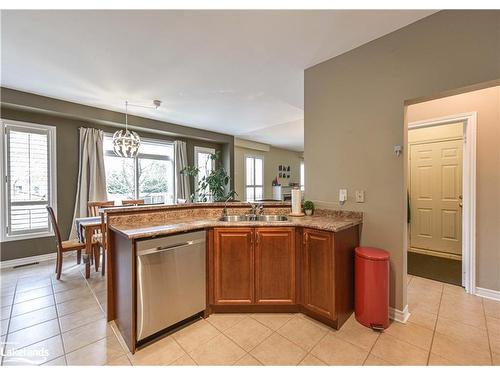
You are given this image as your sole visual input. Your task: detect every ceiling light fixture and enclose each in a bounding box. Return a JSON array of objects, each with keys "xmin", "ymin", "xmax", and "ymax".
[{"xmin": 112, "ymin": 99, "xmax": 162, "ymax": 158}]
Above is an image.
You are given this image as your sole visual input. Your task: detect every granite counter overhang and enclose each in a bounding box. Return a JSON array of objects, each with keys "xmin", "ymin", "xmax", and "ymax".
[{"xmin": 109, "ymin": 215, "xmax": 363, "ymax": 240}]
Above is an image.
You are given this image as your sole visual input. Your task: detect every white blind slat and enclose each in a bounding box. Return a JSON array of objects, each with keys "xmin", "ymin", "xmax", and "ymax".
[{"xmin": 6, "ymin": 126, "xmax": 52, "ymax": 235}]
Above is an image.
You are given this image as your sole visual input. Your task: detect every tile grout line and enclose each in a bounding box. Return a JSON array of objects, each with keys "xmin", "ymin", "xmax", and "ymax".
[
  {"xmin": 192, "ymin": 314, "xmax": 299, "ymax": 365},
  {"xmin": 425, "ymin": 283, "xmax": 444, "ymax": 365},
  {"xmin": 80, "ymin": 268, "xmax": 107, "ymax": 315},
  {"xmin": 193, "ymin": 316, "xmax": 251, "ymax": 365},
  {"xmin": 481, "ymin": 297, "xmax": 493, "ymax": 365},
  {"xmin": 220, "ymin": 314, "xmax": 309, "ymax": 365},
  {"xmin": 3, "ymin": 315, "xmax": 61, "ymax": 360},
  {"xmin": 361, "ymin": 330, "xmax": 382, "ymax": 365},
  {"xmin": 213, "ymin": 315, "xmax": 273, "ymax": 355},
  {"xmin": 49, "ymin": 274, "xmax": 68, "ymax": 366},
  {"xmin": 7, "ymin": 306, "xmax": 58, "ymax": 335},
  {"xmin": 292, "ymin": 327, "xmax": 322, "ymax": 365},
  {"xmin": 1, "ymin": 277, "xmax": 18, "ymax": 366},
  {"xmin": 170, "ymin": 334, "xmax": 199, "ymax": 365}
]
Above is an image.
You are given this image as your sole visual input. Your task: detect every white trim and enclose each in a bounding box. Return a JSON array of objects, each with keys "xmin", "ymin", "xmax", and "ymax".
[
  {"xmin": 475, "ymin": 287, "xmax": 500, "ymax": 301},
  {"xmin": 0, "ymin": 122, "xmax": 4, "ymax": 243},
  {"xmin": 389, "ymin": 305, "xmax": 410, "ymax": 323},
  {"xmin": 194, "ymin": 146, "xmax": 216, "ymax": 171},
  {"xmin": 194, "ymin": 146, "xmax": 216, "ymax": 199},
  {"xmin": 244, "ymin": 153, "xmax": 264, "ymax": 201},
  {"xmin": 0, "ymin": 252, "xmax": 57, "ymax": 269},
  {"xmin": 1, "ymin": 231, "xmax": 55, "ymax": 243},
  {"xmin": 407, "ymin": 112, "xmax": 477, "ymax": 295},
  {"xmin": 0, "ymin": 119, "xmax": 57, "ymax": 242}
]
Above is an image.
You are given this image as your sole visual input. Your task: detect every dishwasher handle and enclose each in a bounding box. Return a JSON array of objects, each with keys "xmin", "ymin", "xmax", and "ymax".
[{"xmin": 137, "ymin": 238, "xmax": 205, "ymax": 257}]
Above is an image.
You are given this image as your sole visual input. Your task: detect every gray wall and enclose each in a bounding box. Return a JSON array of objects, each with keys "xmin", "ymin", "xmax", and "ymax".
[
  {"xmin": 304, "ymin": 10, "xmax": 500, "ymax": 309},
  {"xmin": 0, "ymin": 89, "xmax": 234, "ymax": 261}
]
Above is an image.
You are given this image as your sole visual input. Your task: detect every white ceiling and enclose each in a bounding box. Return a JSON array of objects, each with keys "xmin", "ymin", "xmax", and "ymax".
[{"xmin": 1, "ymin": 10, "xmax": 435, "ymax": 151}]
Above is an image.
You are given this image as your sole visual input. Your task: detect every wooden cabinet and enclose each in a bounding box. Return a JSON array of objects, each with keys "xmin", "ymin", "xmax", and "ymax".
[
  {"xmin": 213, "ymin": 227, "xmax": 296, "ymax": 305},
  {"xmin": 213, "ymin": 228, "xmax": 254, "ymax": 304},
  {"xmin": 255, "ymin": 228, "xmax": 296, "ymax": 305},
  {"xmin": 210, "ymin": 225, "xmax": 359, "ymax": 329},
  {"xmin": 302, "ymin": 228, "xmax": 335, "ymax": 320}
]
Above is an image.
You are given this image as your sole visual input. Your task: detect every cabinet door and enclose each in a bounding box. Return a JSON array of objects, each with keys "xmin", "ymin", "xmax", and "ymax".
[
  {"xmin": 255, "ymin": 228, "xmax": 296, "ymax": 305},
  {"xmin": 302, "ymin": 229, "xmax": 335, "ymax": 319},
  {"xmin": 213, "ymin": 228, "xmax": 254, "ymax": 304}
]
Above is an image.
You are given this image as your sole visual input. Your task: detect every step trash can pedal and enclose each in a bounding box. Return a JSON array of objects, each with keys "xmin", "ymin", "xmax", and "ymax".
[{"xmin": 354, "ymin": 246, "xmax": 390, "ymax": 331}]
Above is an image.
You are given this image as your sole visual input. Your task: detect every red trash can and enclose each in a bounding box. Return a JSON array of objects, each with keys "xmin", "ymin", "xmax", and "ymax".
[{"xmin": 355, "ymin": 247, "xmax": 390, "ymax": 330}]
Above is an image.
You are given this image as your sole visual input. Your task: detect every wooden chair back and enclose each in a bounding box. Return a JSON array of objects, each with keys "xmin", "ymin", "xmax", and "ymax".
[
  {"xmin": 47, "ymin": 206, "xmax": 63, "ymax": 251},
  {"xmin": 122, "ymin": 199, "xmax": 145, "ymax": 206},
  {"xmin": 87, "ymin": 200, "xmax": 115, "ymax": 217}
]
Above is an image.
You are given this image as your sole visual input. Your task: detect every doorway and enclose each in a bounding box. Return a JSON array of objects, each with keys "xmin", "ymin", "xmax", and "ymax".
[
  {"xmin": 405, "ymin": 111, "xmax": 477, "ymax": 293},
  {"xmin": 408, "ymin": 122, "xmax": 464, "ymax": 285}
]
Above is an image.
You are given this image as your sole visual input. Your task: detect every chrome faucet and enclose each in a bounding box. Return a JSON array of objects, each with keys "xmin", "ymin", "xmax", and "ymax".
[
  {"xmin": 221, "ymin": 195, "xmax": 232, "ymax": 217},
  {"xmin": 249, "ymin": 202, "xmax": 264, "ymax": 216},
  {"xmin": 258, "ymin": 204, "xmax": 264, "ymax": 215}
]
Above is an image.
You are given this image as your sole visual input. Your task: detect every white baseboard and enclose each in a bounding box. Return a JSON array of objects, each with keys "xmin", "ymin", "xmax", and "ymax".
[
  {"xmin": 475, "ymin": 287, "xmax": 500, "ymax": 301},
  {"xmin": 0, "ymin": 252, "xmax": 58, "ymax": 269},
  {"xmin": 389, "ymin": 304, "xmax": 410, "ymax": 323}
]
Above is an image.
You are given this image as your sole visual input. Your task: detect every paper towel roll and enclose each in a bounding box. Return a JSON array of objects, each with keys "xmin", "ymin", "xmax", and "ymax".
[{"xmin": 291, "ymin": 188, "xmax": 302, "ymax": 214}]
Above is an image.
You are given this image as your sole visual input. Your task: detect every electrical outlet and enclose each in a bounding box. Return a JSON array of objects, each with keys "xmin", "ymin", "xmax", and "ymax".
[{"xmin": 355, "ymin": 190, "xmax": 365, "ymax": 203}]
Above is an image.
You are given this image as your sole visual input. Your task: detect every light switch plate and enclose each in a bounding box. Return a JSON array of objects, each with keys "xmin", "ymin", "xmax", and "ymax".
[
  {"xmin": 339, "ymin": 189, "xmax": 348, "ymax": 204},
  {"xmin": 355, "ymin": 190, "xmax": 365, "ymax": 203}
]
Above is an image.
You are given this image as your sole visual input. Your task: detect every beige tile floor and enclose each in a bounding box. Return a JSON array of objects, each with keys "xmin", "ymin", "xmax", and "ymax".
[{"xmin": 1, "ymin": 257, "xmax": 499, "ymax": 366}]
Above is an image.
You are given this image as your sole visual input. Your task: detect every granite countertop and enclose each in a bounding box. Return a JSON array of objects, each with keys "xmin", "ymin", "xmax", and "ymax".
[
  {"xmin": 103, "ymin": 201, "xmax": 291, "ymax": 214},
  {"xmin": 109, "ymin": 214, "xmax": 362, "ymax": 240}
]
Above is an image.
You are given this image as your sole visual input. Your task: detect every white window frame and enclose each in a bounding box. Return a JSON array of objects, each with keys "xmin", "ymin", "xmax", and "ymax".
[
  {"xmin": 194, "ymin": 146, "xmax": 216, "ymax": 199},
  {"xmin": 103, "ymin": 133, "xmax": 175, "ymax": 203},
  {"xmin": 300, "ymin": 159, "xmax": 305, "ymax": 191},
  {"xmin": 244, "ymin": 154, "xmax": 264, "ymax": 201},
  {"xmin": 1, "ymin": 119, "xmax": 57, "ymax": 242}
]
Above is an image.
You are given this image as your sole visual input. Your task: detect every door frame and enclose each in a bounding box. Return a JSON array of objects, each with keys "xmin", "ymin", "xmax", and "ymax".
[{"xmin": 407, "ymin": 112, "xmax": 477, "ymax": 294}]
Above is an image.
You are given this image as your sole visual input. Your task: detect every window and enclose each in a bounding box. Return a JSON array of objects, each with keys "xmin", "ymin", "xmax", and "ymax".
[
  {"xmin": 194, "ymin": 146, "xmax": 215, "ymax": 198},
  {"xmin": 245, "ymin": 155, "xmax": 263, "ymax": 201},
  {"xmin": 300, "ymin": 160, "xmax": 305, "ymax": 191},
  {"xmin": 1, "ymin": 120, "xmax": 57, "ymax": 241},
  {"xmin": 103, "ymin": 135, "xmax": 174, "ymax": 205}
]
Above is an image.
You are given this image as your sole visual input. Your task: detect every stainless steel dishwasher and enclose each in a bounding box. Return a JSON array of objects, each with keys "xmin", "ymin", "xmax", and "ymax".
[{"xmin": 136, "ymin": 230, "xmax": 206, "ymax": 342}]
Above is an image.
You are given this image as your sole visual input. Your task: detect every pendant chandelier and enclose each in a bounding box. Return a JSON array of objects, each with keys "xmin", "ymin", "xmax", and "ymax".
[
  {"xmin": 112, "ymin": 101, "xmax": 141, "ymax": 158},
  {"xmin": 112, "ymin": 99, "xmax": 161, "ymax": 158}
]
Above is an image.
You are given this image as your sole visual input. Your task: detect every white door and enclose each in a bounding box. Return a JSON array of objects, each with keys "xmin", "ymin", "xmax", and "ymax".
[{"xmin": 409, "ymin": 138, "xmax": 463, "ymax": 256}]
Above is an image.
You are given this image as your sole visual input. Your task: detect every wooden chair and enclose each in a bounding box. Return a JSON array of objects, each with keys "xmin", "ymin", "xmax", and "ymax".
[
  {"xmin": 87, "ymin": 200, "xmax": 115, "ymax": 217},
  {"xmin": 87, "ymin": 200, "xmax": 114, "ymax": 273},
  {"xmin": 47, "ymin": 206, "xmax": 96, "ymax": 280},
  {"xmin": 122, "ymin": 199, "xmax": 145, "ymax": 206}
]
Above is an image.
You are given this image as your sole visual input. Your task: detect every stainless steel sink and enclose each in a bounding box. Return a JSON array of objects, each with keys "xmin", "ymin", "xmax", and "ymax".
[
  {"xmin": 256, "ymin": 215, "xmax": 288, "ymax": 222},
  {"xmin": 218, "ymin": 215, "xmax": 249, "ymax": 222},
  {"xmin": 219, "ymin": 214, "xmax": 288, "ymax": 222}
]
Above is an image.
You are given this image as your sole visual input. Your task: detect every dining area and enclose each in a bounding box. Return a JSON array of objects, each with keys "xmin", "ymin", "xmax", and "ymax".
[{"xmin": 47, "ymin": 199, "xmax": 146, "ymax": 280}]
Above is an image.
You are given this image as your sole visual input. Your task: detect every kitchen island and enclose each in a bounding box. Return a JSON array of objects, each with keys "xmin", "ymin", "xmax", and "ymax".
[{"xmin": 104, "ymin": 202, "xmax": 362, "ymax": 353}]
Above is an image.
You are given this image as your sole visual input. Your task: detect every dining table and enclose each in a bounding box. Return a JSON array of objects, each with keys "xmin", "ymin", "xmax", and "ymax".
[{"xmin": 74, "ymin": 215, "xmax": 105, "ymax": 278}]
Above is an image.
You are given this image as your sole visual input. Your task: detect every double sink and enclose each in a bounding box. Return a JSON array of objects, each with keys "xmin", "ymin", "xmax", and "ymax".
[{"xmin": 219, "ymin": 214, "xmax": 288, "ymax": 222}]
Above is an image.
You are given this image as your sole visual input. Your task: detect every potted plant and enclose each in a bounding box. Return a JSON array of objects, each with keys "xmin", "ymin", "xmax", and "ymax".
[
  {"xmin": 303, "ymin": 200, "xmax": 314, "ymax": 216},
  {"xmin": 180, "ymin": 151, "xmax": 236, "ymax": 202}
]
